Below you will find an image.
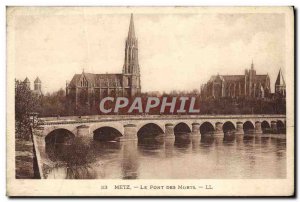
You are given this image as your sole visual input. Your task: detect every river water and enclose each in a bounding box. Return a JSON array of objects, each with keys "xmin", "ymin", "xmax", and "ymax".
[{"xmin": 46, "ymin": 133, "xmax": 286, "ymax": 179}]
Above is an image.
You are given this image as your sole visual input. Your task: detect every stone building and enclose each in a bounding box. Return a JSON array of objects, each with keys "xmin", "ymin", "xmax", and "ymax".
[
  {"xmin": 66, "ymin": 14, "xmax": 141, "ymax": 111},
  {"xmin": 275, "ymin": 69, "xmax": 286, "ymax": 97},
  {"xmin": 201, "ymin": 61, "xmax": 271, "ymax": 99},
  {"xmin": 15, "ymin": 77, "xmax": 43, "ymax": 96}
]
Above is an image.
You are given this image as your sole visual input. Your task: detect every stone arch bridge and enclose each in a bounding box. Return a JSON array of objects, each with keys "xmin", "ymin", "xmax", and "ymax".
[
  {"xmin": 31, "ymin": 114, "xmax": 286, "ymax": 179},
  {"xmin": 33, "ymin": 115, "xmax": 286, "ymax": 144}
]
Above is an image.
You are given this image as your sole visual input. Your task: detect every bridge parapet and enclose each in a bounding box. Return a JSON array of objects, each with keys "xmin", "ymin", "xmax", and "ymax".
[{"xmin": 38, "ymin": 114, "xmax": 286, "ymax": 126}]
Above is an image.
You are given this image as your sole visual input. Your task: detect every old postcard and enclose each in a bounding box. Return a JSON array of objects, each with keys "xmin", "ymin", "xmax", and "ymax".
[{"xmin": 7, "ymin": 6, "xmax": 294, "ymax": 196}]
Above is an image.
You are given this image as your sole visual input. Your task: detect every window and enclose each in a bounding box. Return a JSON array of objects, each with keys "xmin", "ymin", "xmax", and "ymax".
[{"xmin": 128, "ymin": 77, "xmax": 131, "ymax": 86}]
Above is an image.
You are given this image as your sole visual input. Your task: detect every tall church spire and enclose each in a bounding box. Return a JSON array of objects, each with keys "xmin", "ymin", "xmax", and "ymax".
[
  {"xmin": 128, "ymin": 13, "xmax": 135, "ymax": 39},
  {"xmin": 123, "ymin": 14, "xmax": 139, "ymax": 75}
]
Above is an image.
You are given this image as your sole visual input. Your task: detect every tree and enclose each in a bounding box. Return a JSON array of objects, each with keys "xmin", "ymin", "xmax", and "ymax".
[
  {"xmin": 38, "ymin": 88, "xmax": 68, "ymax": 117},
  {"xmin": 15, "ymin": 81, "xmax": 40, "ymax": 139}
]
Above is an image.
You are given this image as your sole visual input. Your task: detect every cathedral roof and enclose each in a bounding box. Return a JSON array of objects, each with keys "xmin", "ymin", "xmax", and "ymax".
[
  {"xmin": 69, "ymin": 74, "xmax": 81, "ymax": 86},
  {"xmin": 275, "ymin": 69, "xmax": 285, "ymax": 86},
  {"xmin": 83, "ymin": 73, "xmax": 96, "ymax": 84},
  {"xmin": 222, "ymin": 75, "xmax": 245, "ymax": 82},
  {"xmin": 255, "ymin": 75, "xmax": 269, "ymax": 82},
  {"xmin": 69, "ymin": 73, "xmax": 123, "ymax": 88},
  {"xmin": 208, "ymin": 74, "xmax": 269, "ymax": 84},
  {"xmin": 209, "ymin": 75, "xmax": 224, "ymax": 82}
]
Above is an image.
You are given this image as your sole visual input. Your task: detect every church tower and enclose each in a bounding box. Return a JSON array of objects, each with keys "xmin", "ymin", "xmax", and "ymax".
[
  {"xmin": 34, "ymin": 77, "xmax": 41, "ymax": 91},
  {"xmin": 23, "ymin": 77, "xmax": 30, "ymax": 89},
  {"xmin": 248, "ymin": 60, "xmax": 256, "ymax": 97},
  {"xmin": 34, "ymin": 77, "xmax": 42, "ymax": 95},
  {"xmin": 122, "ymin": 14, "xmax": 141, "ymax": 97},
  {"xmin": 275, "ymin": 68, "xmax": 286, "ymax": 97}
]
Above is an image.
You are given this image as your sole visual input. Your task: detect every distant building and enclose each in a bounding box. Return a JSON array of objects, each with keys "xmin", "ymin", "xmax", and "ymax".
[
  {"xmin": 66, "ymin": 14, "xmax": 141, "ymax": 111},
  {"xmin": 33, "ymin": 77, "xmax": 42, "ymax": 95},
  {"xmin": 15, "ymin": 77, "xmax": 43, "ymax": 96},
  {"xmin": 201, "ymin": 61, "xmax": 271, "ymax": 99}
]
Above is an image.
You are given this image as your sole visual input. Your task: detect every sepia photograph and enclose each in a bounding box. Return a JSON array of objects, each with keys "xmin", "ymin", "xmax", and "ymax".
[{"xmin": 6, "ymin": 6, "xmax": 294, "ymax": 196}]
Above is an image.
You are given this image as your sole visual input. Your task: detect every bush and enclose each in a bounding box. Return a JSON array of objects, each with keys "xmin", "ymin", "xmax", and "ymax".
[{"xmin": 50, "ymin": 137, "xmax": 96, "ymax": 167}]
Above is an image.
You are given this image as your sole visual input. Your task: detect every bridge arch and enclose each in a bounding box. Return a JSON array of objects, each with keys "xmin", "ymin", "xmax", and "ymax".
[
  {"xmin": 277, "ymin": 120, "xmax": 286, "ymax": 133},
  {"xmin": 243, "ymin": 121, "xmax": 255, "ymax": 133},
  {"xmin": 90, "ymin": 122, "xmax": 124, "ymax": 135},
  {"xmin": 174, "ymin": 122, "xmax": 191, "ymax": 135},
  {"xmin": 45, "ymin": 128, "xmax": 75, "ymax": 145},
  {"xmin": 261, "ymin": 120, "xmax": 271, "ymax": 128},
  {"xmin": 277, "ymin": 120, "xmax": 285, "ymax": 128},
  {"xmin": 137, "ymin": 123, "xmax": 164, "ymax": 138},
  {"xmin": 222, "ymin": 121, "xmax": 235, "ymax": 133},
  {"xmin": 200, "ymin": 122, "xmax": 215, "ymax": 135},
  {"xmin": 261, "ymin": 120, "xmax": 271, "ymax": 132},
  {"xmin": 93, "ymin": 126, "xmax": 123, "ymax": 141}
]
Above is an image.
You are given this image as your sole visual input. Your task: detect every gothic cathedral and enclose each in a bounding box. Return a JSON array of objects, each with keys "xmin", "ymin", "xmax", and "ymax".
[{"xmin": 66, "ymin": 14, "xmax": 141, "ymax": 113}]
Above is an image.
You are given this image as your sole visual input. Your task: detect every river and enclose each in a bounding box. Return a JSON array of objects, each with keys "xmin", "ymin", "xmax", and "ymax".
[{"xmin": 46, "ymin": 133, "xmax": 286, "ymax": 179}]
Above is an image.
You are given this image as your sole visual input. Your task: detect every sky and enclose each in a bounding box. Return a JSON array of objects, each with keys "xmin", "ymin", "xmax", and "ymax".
[{"xmin": 11, "ymin": 7, "xmax": 286, "ymax": 93}]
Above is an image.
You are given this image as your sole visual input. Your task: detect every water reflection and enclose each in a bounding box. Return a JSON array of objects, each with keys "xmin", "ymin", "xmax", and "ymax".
[
  {"xmin": 45, "ymin": 131, "xmax": 286, "ymax": 179},
  {"xmin": 201, "ymin": 134, "xmax": 214, "ymax": 143},
  {"xmin": 271, "ymin": 136, "xmax": 286, "ymax": 158},
  {"xmin": 174, "ymin": 135, "xmax": 191, "ymax": 150},
  {"xmin": 91, "ymin": 141, "xmax": 122, "ymax": 157},
  {"xmin": 223, "ymin": 132, "xmax": 235, "ymax": 144},
  {"xmin": 138, "ymin": 135, "xmax": 164, "ymax": 154},
  {"xmin": 214, "ymin": 134, "xmax": 223, "ymax": 145},
  {"xmin": 164, "ymin": 138, "xmax": 175, "ymax": 158},
  {"xmin": 260, "ymin": 136, "xmax": 271, "ymax": 146},
  {"xmin": 191, "ymin": 136, "xmax": 201, "ymax": 151},
  {"xmin": 235, "ymin": 134, "xmax": 244, "ymax": 145},
  {"xmin": 122, "ymin": 141, "xmax": 138, "ymax": 179}
]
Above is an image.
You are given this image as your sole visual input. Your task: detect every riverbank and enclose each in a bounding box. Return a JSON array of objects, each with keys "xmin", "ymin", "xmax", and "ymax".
[{"xmin": 15, "ymin": 138, "xmax": 38, "ymax": 179}]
